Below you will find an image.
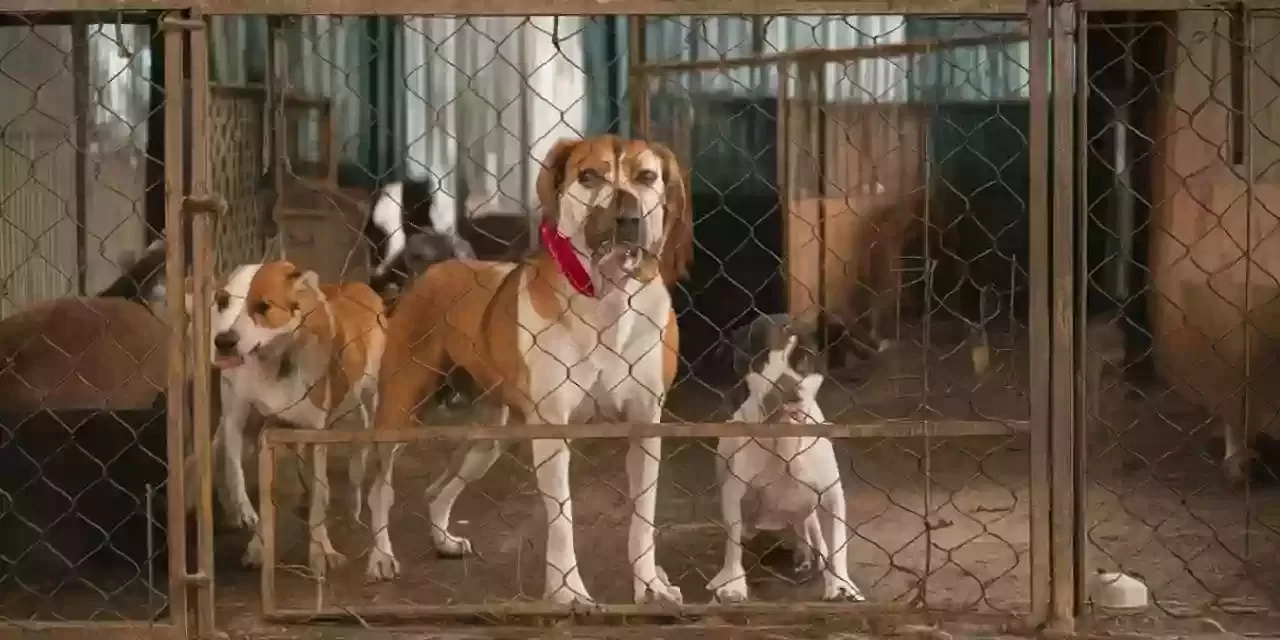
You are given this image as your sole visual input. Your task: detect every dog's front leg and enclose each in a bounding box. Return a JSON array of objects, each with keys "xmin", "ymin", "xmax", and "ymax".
[
  {"xmin": 531, "ymin": 432, "xmax": 594, "ymax": 605},
  {"xmin": 622, "ymin": 396, "xmax": 681, "ymax": 605},
  {"xmin": 219, "ymin": 397, "xmax": 257, "ymax": 530},
  {"xmin": 365, "ymin": 441, "xmax": 402, "ymax": 581},
  {"xmin": 818, "ymin": 479, "xmax": 863, "ymax": 602},
  {"xmin": 303, "ymin": 442, "xmax": 346, "ymax": 577},
  {"xmin": 708, "ymin": 439, "xmax": 750, "ymax": 603},
  {"xmin": 350, "ymin": 387, "xmax": 377, "ymax": 524},
  {"xmin": 794, "ymin": 511, "xmax": 825, "ymax": 575},
  {"xmin": 427, "ymin": 404, "xmax": 506, "ymax": 557}
]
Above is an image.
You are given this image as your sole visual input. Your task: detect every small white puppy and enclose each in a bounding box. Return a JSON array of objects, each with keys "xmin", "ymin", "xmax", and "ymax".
[{"xmin": 708, "ymin": 322, "xmax": 863, "ymax": 603}]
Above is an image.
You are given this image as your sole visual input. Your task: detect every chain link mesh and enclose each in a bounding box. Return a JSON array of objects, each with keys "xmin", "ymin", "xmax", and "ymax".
[
  {"xmin": 229, "ymin": 13, "xmax": 1043, "ymax": 628},
  {"xmin": 1080, "ymin": 9, "xmax": 1280, "ymax": 634},
  {"xmin": 0, "ymin": 12, "xmax": 175, "ymax": 624},
  {"xmin": 7, "ymin": 7, "xmax": 1280, "ymax": 638}
]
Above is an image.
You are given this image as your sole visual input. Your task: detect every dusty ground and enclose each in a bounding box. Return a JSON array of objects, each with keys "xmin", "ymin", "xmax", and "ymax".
[{"xmin": 4, "ymin": 333, "xmax": 1280, "ymax": 638}]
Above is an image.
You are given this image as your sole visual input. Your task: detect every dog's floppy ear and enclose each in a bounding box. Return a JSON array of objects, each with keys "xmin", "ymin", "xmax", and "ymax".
[
  {"xmin": 289, "ymin": 269, "xmax": 321, "ymax": 294},
  {"xmin": 536, "ymin": 138, "xmax": 582, "ymax": 224},
  {"xmin": 649, "ymin": 142, "xmax": 692, "ymax": 284}
]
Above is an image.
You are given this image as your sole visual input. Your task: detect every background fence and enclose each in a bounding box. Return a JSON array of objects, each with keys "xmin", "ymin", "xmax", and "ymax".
[{"xmin": 0, "ymin": 3, "xmax": 1278, "ymax": 639}]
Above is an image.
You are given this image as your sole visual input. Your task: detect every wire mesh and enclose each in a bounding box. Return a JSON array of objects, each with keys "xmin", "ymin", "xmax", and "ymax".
[
  {"xmin": 182, "ymin": 13, "xmax": 1050, "ymax": 630},
  {"xmin": 12, "ymin": 4, "xmax": 1280, "ymax": 638},
  {"xmin": 0, "ymin": 11, "xmax": 175, "ymax": 625},
  {"xmin": 1077, "ymin": 8, "xmax": 1280, "ymax": 635}
]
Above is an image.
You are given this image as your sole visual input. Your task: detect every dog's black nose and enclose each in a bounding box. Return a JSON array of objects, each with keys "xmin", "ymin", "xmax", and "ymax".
[
  {"xmin": 214, "ymin": 331, "xmax": 238, "ymax": 353},
  {"xmin": 614, "ymin": 216, "xmax": 642, "ymax": 246}
]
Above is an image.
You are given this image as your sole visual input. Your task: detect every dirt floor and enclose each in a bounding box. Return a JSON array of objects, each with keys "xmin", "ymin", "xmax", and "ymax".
[{"xmin": 4, "ymin": 333, "xmax": 1280, "ymax": 637}]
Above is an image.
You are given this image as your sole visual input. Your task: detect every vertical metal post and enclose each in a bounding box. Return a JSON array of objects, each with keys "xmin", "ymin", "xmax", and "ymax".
[
  {"xmin": 71, "ymin": 17, "xmax": 90, "ymax": 295},
  {"xmin": 1073, "ymin": 11, "xmax": 1091, "ymax": 616},
  {"xmin": 1050, "ymin": 0, "xmax": 1079, "ymax": 632},
  {"xmin": 271, "ymin": 17, "xmax": 289, "ymax": 194},
  {"xmin": 629, "ymin": 16, "xmax": 650, "ymax": 141},
  {"xmin": 1026, "ymin": 0, "xmax": 1052, "ymax": 628},
  {"xmin": 1239, "ymin": 5, "xmax": 1257, "ymax": 562},
  {"xmin": 161, "ymin": 13, "xmax": 190, "ymax": 635},
  {"xmin": 777, "ymin": 58, "xmax": 792, "ymax": 319},
  {"xmin": 187, "ymin": 11, "xmax": 217, "ymax": 639},
  {"xmin": 259, "ymin": 441, "xmax": 278, "ymax": 616}
]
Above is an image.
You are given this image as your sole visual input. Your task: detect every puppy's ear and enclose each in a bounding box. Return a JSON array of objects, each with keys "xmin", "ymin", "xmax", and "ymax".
[
  {"xmin": 290, "ymin": 269, "xmax": 321, "ymax": 293},
  {"xmin": 782, "ymin": 334, "xmax": 799, "ymax": 359}
]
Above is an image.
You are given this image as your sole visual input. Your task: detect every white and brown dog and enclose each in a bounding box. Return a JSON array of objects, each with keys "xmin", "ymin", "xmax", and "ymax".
[
  {"xmin": 363, "ymin": 135, "xmax": 693, "ymax": 605},
  {"xmin": 195, "ymin": 261, "xmax": 386, "ymax": 577},
  {"xmin": 710, "ymin": 321, "xmax": 863, "ymax": 603}
]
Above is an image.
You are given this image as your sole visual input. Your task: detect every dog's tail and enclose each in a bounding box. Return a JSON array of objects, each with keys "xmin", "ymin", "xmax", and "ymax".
[{"xmin": 96, "ymin": 239, "xmax": 168, "ymax": 302}]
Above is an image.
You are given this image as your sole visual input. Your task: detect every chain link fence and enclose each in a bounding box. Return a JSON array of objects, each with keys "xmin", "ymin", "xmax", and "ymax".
[
  {"xmin": 1078, "ymin": 8, "xmax": 1280, "ymax": 635},
  {"xmin": 4, "ymin": 4, "xmax": 1280, "ymax": 639},
  {"xmin": 0, "ymin": 11, "xmax": 176, "ymax": 628},
  {"xmin": 246, "ymin": 10, "xmax": 1047, "ymax": 629},
  {"xmin": 0, "ymin": 9, "xmax": 274, "ymax": 635}
]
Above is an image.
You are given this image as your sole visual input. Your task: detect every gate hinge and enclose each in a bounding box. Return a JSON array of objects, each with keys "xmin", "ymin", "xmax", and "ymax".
[
  {"xmin": 182, "ymin": 571, "xmax": 211, "ymax": 586},
  {"xmin": 160, "ymin": 15, "xmax": 207, "ymax": 32},
  {"xmin": 184, "ymin": 194, "xmax": 227, "ymax": 217}
]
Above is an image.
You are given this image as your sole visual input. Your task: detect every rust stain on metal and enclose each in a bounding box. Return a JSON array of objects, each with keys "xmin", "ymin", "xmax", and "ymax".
[{"xmin": 5, "ymin": 0, "xmax": 1030, "ymax": 14}]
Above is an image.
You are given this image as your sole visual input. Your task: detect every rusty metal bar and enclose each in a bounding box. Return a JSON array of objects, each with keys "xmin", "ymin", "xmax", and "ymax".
[
  {"xmin": 71, "ymin": 16, "xmax": 89, "ymax": 295},
  {"xmin": 777, "ymin": 57, "xmax": 792, "ymax": 317},
  {"xmin": 161, "ymin": 11, "xmax": 189, "ymax": 634},
  {"xmin": 634, "ymin": 34, "xmax": 1031, "ymax": 74},
  {"xmin": 0, "ymin": 622, "xmax": 186, "ymax": 640},
  {"xmin": 1049, "ymin": 0, "xmax": 1079, "ymax": 633},
  {"xmin": 1026, "ymin": 0, "xmax": 1051, "ymax": 628},
  {"xmin": 263, "ymin": 419, "xmax": 1024, "ymax": 446},
  {"xmin": 1072, "ymin": 8, "xmax": 1090, "ymax": 616},
  {"xmin": 629, "ymin": 16, "xmax": 650, "ymax": 140},
  {"xmin": 1240, "ymin": 5, "xmax": 1258, "ymax": 564},
  {"xmin": 185, "ymin": 8, "xmax": 217, "ymax": 638},
  {"xmin": 14, "ymin": 0, "xmax": 1279, "ymax": 15},
  {"xmin": 270, "ymin": 16, "xmax": 289, "ymax": 196},
  {"xmin": 259, "ymin": 436, "xmax": 278, "ymax": 616},
  {"xmin": 263, "ymin": 601, "xmax": 902, "ymax": 624}
]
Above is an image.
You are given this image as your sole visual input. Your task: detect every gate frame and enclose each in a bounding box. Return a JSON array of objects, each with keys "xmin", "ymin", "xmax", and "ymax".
[
  {"xmin": 0, "ymin": 0, "xmax": 1096, "ymax": 637},
  {"xmin": 242, "ymin": 3, "xmax": 1070, "ymax": 635}
]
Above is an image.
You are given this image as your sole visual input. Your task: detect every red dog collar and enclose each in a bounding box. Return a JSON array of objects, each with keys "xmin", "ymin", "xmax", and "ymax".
[{"xmin": 539, "ymin": 220, "xmax": 596, "ymax": 298}]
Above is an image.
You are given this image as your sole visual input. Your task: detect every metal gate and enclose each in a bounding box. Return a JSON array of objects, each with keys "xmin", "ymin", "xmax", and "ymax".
[{"xmin": 3, "ymin": 0, "xmax": 1280, "ymax": 638}]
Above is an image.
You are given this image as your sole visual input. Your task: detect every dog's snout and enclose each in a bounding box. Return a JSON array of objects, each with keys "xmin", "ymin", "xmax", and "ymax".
[
  {"xmin": 214, "ymin": 331, "xmax": 239, "ymax": 353},
  {"xmin": 614, "ymin": 216, "xmax": 643, "ymax": 246}
]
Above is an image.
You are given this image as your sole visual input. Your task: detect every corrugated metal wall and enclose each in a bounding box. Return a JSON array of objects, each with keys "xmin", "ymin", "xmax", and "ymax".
[
  {"xmin": 0, "ymin": 24, "xmax": 149, "ymax": 314},
  {"xmin": 400, "ymin": 17, "xmax": 590, "ymax": 218},
  {"xmin": 641, "ymin": 16, "xmax": 1030, "ymax": 195}
]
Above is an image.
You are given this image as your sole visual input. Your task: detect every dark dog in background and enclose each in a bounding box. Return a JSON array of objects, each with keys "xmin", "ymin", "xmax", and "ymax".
[
  {"xmin": 365, "ymin": 178, "xmax": 477, "ymax": 303},
  {"xmin": 0, "ymin": 239, "xmax": 174, "ymax": 598}
]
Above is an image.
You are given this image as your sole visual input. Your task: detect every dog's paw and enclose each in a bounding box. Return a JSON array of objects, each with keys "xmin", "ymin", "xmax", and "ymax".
[
  {"xmin": 546, "ymin": 582, "xmax": 596, "ymax": 608},
  {"xmin": 707, "ymin": 568, "xmax": 748, "ymax": 604},
  {"xmin": 228, "ymin": 503, "xmax": 259, "ymax": 530},
  {"xmin": 241, "ymin": 536, "xmax": 264, "ymax": 568},
  {"xmin": 822, "ymin": 576, "xmax": 865, "ymax": 602},
  {"xmin": 432, "ymin": 531, "xmax": 473, "ymax": 558},
  {"xmin": 634, "ymin": 567, "xmax": 683, "ymax": 605},
  {"xmin": 365, "ymin": 548, "xmax": 400, "ymax": 582},
  {"xmin": 308, "ymin": 542, "xmax": 347, "ymax": 578},
  {"xmin": 792, "ymin": 547, "xmax": 815, "ymax": 574}
]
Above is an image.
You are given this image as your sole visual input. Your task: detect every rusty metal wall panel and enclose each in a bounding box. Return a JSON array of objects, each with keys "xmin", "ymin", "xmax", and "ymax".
[{"xmin": 401, "ymin": 17, "xmax": 588, "ymax": 214}]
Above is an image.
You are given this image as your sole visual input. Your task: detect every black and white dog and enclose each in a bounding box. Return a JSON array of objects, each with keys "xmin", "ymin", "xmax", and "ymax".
[
  {"xmin": 364, "ymin": 177, "xmax": 476, "ymax": 303},
  {"xmin": 363, "ymin": 176, "xmax": 478, "ymax": 412}
]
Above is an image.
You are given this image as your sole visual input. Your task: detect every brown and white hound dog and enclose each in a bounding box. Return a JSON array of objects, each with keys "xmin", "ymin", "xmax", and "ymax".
[{"xmin": 363, "ymin": 135, "xmax": 692, "ymax": 605}]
